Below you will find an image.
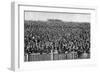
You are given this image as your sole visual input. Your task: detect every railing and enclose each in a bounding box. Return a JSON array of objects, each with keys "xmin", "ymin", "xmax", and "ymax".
[{"xmin": 24, "ymin": 51, "xmax": 82, "ymax": 62}]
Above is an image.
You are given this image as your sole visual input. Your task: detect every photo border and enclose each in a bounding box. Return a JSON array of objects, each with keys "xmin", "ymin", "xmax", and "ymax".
[{"xmin": 11, "ymin": 2, "xmax": 97, "ymax": 71}]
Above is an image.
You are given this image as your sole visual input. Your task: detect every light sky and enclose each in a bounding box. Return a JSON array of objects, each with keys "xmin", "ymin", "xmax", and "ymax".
[{"xmin": 25, "ymin": 11, "xmax": 90, "ymax": 22}]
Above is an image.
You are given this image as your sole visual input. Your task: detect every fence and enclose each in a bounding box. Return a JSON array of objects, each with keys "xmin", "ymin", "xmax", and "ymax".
[{"xmin": 24, "ymin": 51, "xmax": 80, "ymax": 61}]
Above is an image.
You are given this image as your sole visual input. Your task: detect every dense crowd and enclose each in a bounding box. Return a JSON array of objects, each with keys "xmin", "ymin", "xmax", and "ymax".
[{"xmin": 24, "ymin": 20, "xmax": 90, "ymax": 59}]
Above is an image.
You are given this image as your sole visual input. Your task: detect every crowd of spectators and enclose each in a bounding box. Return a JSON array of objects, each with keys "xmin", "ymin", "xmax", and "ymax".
[{"xmin": 24, "ymin": 20, "xmax": 90, "ymax": 59}]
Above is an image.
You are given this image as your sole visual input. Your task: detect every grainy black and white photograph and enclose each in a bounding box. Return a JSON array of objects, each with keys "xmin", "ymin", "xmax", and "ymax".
[{"xmin": 24, "ymin": 11, "xmax": 90, "ymax": 62}]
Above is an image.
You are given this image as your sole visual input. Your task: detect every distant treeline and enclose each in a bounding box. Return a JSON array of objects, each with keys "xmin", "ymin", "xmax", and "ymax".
[{"xmin": 24, "ymin": 19, "xmax": 90, "ymax": 29}]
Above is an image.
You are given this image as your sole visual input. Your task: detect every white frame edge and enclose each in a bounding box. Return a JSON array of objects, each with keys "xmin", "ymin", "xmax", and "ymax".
[
  {"xmin": 11, "ymin": 2, "xmax": 19, "ymax": 71},
  {"xmin": 11, "ymin": 2, "xmax": 97, "ymax": 71}
]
